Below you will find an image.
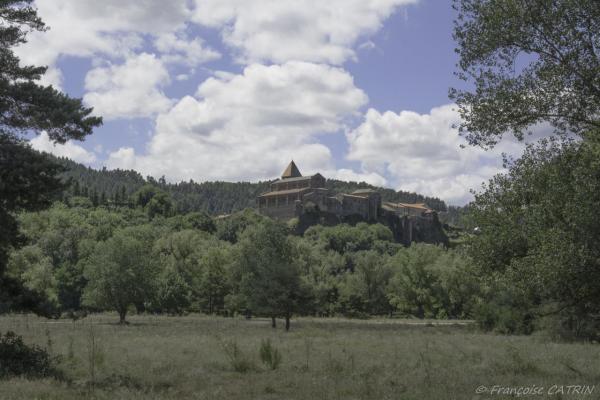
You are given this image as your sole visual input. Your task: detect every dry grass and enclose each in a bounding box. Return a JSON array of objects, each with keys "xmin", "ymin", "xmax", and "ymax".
[{"xmin": 0, "ymin": 313, "xmax": 599, "ymax": 399}]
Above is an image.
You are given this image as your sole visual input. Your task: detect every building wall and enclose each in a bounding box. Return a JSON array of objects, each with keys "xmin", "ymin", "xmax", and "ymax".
[
  {"xmin": 259, "ymin": 203, "xmax": 298, "ymax": 220},
  {"xmin": 271, "ymin": 178, "xmax": 311, "ymax": 191},
  {"xmin": 310, "ymin": 174, "xmax": 326, "ymax": 188},
  {"xmin": 259, "ymin": 174, "xmax": 382, "ymax": 222}
]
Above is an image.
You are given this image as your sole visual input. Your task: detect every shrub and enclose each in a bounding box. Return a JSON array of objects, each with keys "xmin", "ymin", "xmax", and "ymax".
[
  {"xmin": 220, "ymin": 339, "xmax": 254, "ymax": 373},
  {"xmin": 259, "ymin": 339, "xmax": 282, "ymax": 370},
  {"xmin": 0, "ymin": 331, "xmax": 61, "ymax": 379}
]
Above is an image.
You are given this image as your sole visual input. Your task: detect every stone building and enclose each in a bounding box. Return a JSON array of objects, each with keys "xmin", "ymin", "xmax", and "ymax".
[
  {"xmin": 257, "ymin": 161, "xmax": 447, "ymax": 246},
  {"xmin": 256, "ymin": 161, "xmax": 326, "ymax": 220},
  {"xmin": 258, "ymin": 162, "xmax": 381, "ymax": 221},
  {"xmin": 382, "ymin": 202, "xmax": 435, "ymax": 218}
]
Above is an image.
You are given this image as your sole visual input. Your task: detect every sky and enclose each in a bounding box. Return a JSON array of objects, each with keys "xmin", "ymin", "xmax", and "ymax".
[{"xmin": 17, "ymin": 0, "xmax": 533, "ymax": 205}]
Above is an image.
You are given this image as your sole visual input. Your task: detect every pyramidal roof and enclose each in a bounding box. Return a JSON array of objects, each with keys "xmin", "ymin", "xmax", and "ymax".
[{"xmin": 281, "ymin": 160, "xmax": 302, "ymax": 179}]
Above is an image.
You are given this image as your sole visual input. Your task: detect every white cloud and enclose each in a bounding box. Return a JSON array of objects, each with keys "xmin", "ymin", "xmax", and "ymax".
[
  {"xmin": 107, "ymin": 62, "xmax": 368, "ymax": 182},
  {"xmin": 192, "ymin": 0, "xmax": 416, "ymax": 64},
  {"xmin": 83, "ymin": 53, "xmax": 173, "ymax": 120},
  {"xmin": 17, "ymin": 0, "xmax": 190, "ymax": 62},
  {"xmin": 30, "ymin": 132, "xmax": 96, "ymax": 164},
  {"xmin": 329, "ymin": 169, "xmax": 387, "ymax": 187},
  {"xmin": 346, "ymin": 104, "xmax": 534, "ymax": 205},
  {"xmin": 155, "ymin": 33, "xmax": 220, "ymax": 66},
  {"xmin": 14, "ymin": 0, "xmax": 195, "ymax": 91}
]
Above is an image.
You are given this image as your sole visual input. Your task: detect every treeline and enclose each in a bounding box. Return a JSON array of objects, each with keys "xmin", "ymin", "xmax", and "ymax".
[
  {"xmin": 10, "ymin": 137, "xmax": 600, "ymax": 341},
  {"xmin": 5, "ymin": 196, "xmax": 474, "ymax": 329},
  {"xmin": 55, "ymin": 157, "xmax": 448, "ymax": 215}
]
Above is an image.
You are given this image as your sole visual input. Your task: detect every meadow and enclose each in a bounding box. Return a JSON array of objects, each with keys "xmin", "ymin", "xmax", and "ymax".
[{"xmin": 0, "ymin": 314, "xmax": 599, "ymax": 400}]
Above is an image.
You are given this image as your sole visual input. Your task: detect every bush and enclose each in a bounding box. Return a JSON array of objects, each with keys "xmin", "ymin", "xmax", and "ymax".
[
  {"xmin": 0, "ymin": 331, "xmax": 61, "ymax": 379},
  {"xmin": 473, "ymin": 301, "xmax": 534, "ymax": 335},
  {"xmin": 220, "ymin": 339, "xmax": 254, "ymax": 373},
  {"xmin": 259, "ymin": 339, "xmax": 282, "ymax": 370}
]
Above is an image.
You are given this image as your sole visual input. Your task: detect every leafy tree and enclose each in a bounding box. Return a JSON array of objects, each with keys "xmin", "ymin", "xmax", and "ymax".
[
  {"xmin": 0, "ymin": 137, "xmax": 64, "ymax": 270},
  {"xmin": 386, "ymin": 244, "xmax": 445, "ymax": 318},
  {"xmin": 131, "ymin": 184, "xmax": 173, "ymax": 218},
  {"xmin": 216, "ymin": 209, "xmax": 266, "ymax": 243},
  {"xmin": 83, "ymin": 227, "xmax": 157, "ymax": 323},
  {"xmin": 147, "ymin": 191, "xmax": 173, "ymax": 219},
  {"xmin": 304, "ymin": 223, "xmax": 395, "ymax": 256},
  {"xmin": 451, "ymin": 0, "xmax": 600, "ymax": 147},
  {"xmin": 337, "ymin": 251, "xmax": 392, "ymax": 316},
  {"xmin": 155, "ymin": 263, "xmax": 191, "ymax": 315},
  {"xmin": 0, "ymin": 1, "xmax": 101, "ymax": 312},
  {"xmin": 468, "ymin": 139, "xmax": 600, "ymax": 338},
  {"xmin": 234, "ymin": 220, "xmax": 312, "ymax": 330},
  {"xmin": 7, "ymin": 245, "xmax": 58, "ymax": 311},
  {"xmin": 197, "ymin": 247, "xmax": 231, "ymax": 314},
  {"xmin": 133, "ymin": 185, "xmax": 160, "ymax": 208},
  {"xmin": 184, "ymin": 212, "xmax": 216, "ymax": 233}
]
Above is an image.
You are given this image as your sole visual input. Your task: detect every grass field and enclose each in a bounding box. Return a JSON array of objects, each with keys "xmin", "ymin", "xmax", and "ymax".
[{"xmin": 0, "ymin": 314, "xmax": 599, "ymax": 400}]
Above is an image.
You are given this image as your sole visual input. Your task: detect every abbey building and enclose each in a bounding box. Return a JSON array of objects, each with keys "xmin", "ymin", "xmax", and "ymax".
[{"xmin": 257, "ymin": 161, "xmax": 434, "ymax": 222}]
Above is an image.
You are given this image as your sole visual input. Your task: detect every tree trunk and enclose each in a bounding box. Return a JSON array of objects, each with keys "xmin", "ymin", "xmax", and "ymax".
[
  {"xmin": 271, "ymin": 316, "xmax": 276, "ymax": 328},
  {"xmin": 118, "ymin": 309, "xmax": 127, "ymax": 324},
  {"xmin": 285, "ymin": 315, "xmax": 290, "ymax": 331}
]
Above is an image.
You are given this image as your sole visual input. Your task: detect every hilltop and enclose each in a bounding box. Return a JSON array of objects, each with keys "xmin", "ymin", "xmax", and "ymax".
[{"xmin": 53, "ymin": 157, "xmax": 449, "ymax": 215}]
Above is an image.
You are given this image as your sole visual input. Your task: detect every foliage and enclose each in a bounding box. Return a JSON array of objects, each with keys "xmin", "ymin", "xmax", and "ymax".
[
  {"xmin": 7, "ymin": 196, "xmax": 476, "ymax": 324},
  {"xmin": 468, "ymin": 139, "xmax": 600, "ymax": 338},
  {"xmin": 219, "ymin": 339, "xmax": 254, "ymax": 373},
  {"xmin": 0, "ymin": 0, "xmax": 101, "ymax": 314},
  {"xmin": 56, "ymin": 156, "xmax": 448, "ymax": 216},
  {"xmin": 234, "ymin": 220, "xmax": 313, "ymax": 330},
  {"xmin": 304, "ymin": 223, "xmax": 397, "ymax": 255},
  {"xmin": 386, "ymin": 244, "xmax": 477, "ymax": 319},
  {"xmin": 155, "ymin": 264, "xmax": 191, "ymax": 315},
  {"xmin": 259, "ymin": 339, "xmax": 282, "ymax": 370},
  {"xmin": 451, "ymin": 0, "xmax": 600, "ymax": 147},
  {"xmin": 0, "ymin": 331, "xmax": 59, "ymax": 379},
  {"xmin": 82, "ymin": 226, "xmax": 158, "ymax": 323},
  {"xmin": 337, "ymin": 251, "xmax": 392, "ymax": 317},
  {"xmin": 197, "ymin": 247, "xmax": 231, "ymax": 314}
]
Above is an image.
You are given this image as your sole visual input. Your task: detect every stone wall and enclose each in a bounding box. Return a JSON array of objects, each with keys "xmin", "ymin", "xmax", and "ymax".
[{"xmin": 259, "ymin": 203, "xmax": 297, "ymax": 220}]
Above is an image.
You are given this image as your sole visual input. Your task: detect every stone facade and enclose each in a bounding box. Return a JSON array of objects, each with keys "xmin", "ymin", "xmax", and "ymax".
[
  {"xmin": 381, "ymin": 201, "xmax": 435, "ymax": 218},
  {"xmin": 257, "ymin": 162, "xmax": 447, "ymax": 246},
  {"xmin": 258, "ymin": 162, "xmax": 396, "ymax": 222}
]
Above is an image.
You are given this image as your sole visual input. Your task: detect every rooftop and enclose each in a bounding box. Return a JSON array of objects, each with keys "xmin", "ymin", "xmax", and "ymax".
[
  {"xmin": 384, "ymin": 202, "xmax": 432, "ymax": 211},
  {"xmin": 281, "ymin": 160, "xmax": 302, "ymax": 179},
  {"xmin": 352, "ymin": 189, "xmax": 377, "ymax": 194},
  {"xmin": 258, "ymin": 187, "xmax": 311, "ymax": 197},
  {"xmin": 272, "ymin": 175, "xmax": 313, "ymax": 184}
]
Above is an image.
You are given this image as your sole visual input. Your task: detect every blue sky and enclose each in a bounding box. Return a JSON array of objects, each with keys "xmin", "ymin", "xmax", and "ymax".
[{"xmin": 19, "ymin": 0, "xmax": 527, "ymax": 205}]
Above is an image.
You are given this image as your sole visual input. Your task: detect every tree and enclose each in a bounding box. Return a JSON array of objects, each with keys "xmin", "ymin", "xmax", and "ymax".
[
  {"xmin": 235, "ymin": 220, "xmax": 311, "ymax": 331},
  {"xmin": 83, "ymin": 228, "xmax": 157, "ymax": 323},
  {"xmin": 132, "ymin": 184, "xmax": 173, "ymax": 218},
  {"xmin": 468, "ymin": 139, "xmax": 600, "ymax": 338},
  {"xmin": 155, "ymin": 263, "xmax": 191, "ymax": 315},
  {"xmin": 184, "ymin": 212, "xmax": 216, "ymax": 234},
  {"xmin": 0, "ymin": 1, "xmax": 101, "ymax": 312},
  {"xmin": 451, "ymin": 0, "xmax": 600, "ymax": 147},
  {"xmin": 197, "ymin": 247, "xmax": 231, "ymax": 314},
  {"xmin": 337, "ymin": 251, "xmax": 392, "ymax": 316},
  {"xmin": 147, "ymin": 191, "xmax": 173, "ymax": 219},
  {"xmin": 0, "ymin": 136, "xmax": 64, "ymax": 270}
]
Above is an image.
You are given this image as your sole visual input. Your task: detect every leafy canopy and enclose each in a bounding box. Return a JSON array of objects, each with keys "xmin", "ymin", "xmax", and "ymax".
[
  {"xmin": 451, "ymin": 0, "xmax": 600, "ymax": 147},
  {"xmin": 468, "ymin": 139, "xmax": 600, "ymax": 338}
]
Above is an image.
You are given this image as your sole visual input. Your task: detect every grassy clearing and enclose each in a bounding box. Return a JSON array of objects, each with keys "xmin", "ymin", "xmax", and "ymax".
[{"xmin": 0, "ymin": 314, "xmax": 599, "ymax": 399}]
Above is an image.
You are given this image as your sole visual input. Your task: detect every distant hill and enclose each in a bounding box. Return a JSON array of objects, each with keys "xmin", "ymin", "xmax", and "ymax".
[{"xmin": 54, "ymin": 157, "xmax": 448, "ymax": 214}]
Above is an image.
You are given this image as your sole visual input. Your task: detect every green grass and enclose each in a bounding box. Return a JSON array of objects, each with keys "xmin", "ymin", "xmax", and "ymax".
[{"xmin": 0, "ymin": 314, "xmax": 599, "ymax": 399}]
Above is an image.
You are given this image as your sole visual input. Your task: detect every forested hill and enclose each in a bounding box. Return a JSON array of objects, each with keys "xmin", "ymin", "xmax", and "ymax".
[{"xmin": 55, "ymin": 157, "xmax": 448, "ymax": 214}]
